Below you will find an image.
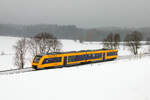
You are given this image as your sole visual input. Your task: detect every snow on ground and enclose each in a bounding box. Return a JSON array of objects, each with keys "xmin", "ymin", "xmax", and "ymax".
[
  {"xmin": 0, "ymin": 36, "xmax": 20, "ymax": 70},
  {"xmin": 0, "ymin": 36, "xmax": 150, "ymax": 100},
  {"xmin": 0, "ymin": 55, "xmax": 150, "ymax": 100}
]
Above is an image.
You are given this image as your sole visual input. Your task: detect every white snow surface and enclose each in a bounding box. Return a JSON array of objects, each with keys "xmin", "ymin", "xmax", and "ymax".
[{"xmin": 0, "ymin": 36, "xmax": 150, "ymax": 100}]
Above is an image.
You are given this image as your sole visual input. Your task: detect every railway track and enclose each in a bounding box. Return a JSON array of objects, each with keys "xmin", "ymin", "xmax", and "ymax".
[
  {"xmin": 0, "ymin": 54, "xmax": 150, "ymax": 75},
  {"xmin": 0, "ymin": 67, "xmax": 34, "ymax": 75},
  {"xmin": 118, "ymin": 53, "xmax": 150, "ymax": 60}
]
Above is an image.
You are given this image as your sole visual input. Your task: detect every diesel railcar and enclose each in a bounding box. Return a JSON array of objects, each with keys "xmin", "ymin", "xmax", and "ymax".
[{"xmin": 32, "ymin": 49, "xmax": 118, "ymax": 70}]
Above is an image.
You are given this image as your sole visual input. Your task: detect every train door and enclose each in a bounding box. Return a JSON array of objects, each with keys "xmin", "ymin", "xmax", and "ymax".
[
  {"xmin": 103, "ymin": 53, "xmax": 105, "ymax": 61},
  {"xmin": 63, "ymin": 56, "xmax": 67, "ymax": 66}
]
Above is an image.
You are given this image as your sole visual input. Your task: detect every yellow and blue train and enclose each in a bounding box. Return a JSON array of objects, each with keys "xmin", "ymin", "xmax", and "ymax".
[{"xmin": 32, "ymin": 49, "xmax": 118, "ymax": 70}]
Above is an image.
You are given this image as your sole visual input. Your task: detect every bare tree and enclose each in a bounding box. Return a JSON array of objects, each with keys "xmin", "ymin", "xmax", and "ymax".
[
  {"xmin": 14, "ymin": 38, "xmax": 28, "ymax": 69},
  {"xmin": 103, "ymin": 33, "xmax": 117, "ymax": 49},
  {"xmin": 105, "ymin": 33, "xmax": 113, "ymax": 49},
  {"xmin": 106, "ymin": 33, "xmax": 114, "ymax": 49},
  {"xmin": 146, "ymin": 37, "xmax": 150, "ymax": 45},
  {"xmin": 27, "ymin": 38, "xmax": 38, "ymax": 57},
  {"xmin": 0, "ymin": 51, "xmax": 5, "ymax": 56},
  {"xmin": 103, "ymin": 38, "xmax": 108, "ymax": 49},
  {"xmin": 114, "ymin": 33, "xmax": 120, "ymax": 49},
  {"xmin": 27, "ymin": 32, "xmax": 62, "ymax": 57},
  {"xmin": 146, "ymin": 37, "xmax": 150, "ymax": 53},
  {"xmin": 49, "ymin": 37, "xmax": 62, "ymax": 52},
  {"xmin": 124, "ymin": 31, "xmax": 143, "ymax": 55}
]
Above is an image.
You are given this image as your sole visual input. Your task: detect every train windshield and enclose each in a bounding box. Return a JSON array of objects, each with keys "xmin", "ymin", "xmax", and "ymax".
[{"xmin": 33, "ymin": 55, "xmax": 42, "ymax": 63}]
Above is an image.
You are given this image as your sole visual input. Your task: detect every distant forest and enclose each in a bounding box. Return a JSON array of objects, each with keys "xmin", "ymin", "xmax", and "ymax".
[{"xmin": 0, "ymin": 24, "xmax": 150, "ymax": 41}]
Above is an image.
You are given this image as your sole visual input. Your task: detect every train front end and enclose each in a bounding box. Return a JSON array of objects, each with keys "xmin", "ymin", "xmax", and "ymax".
[{"xmin": 32, "ymin": 55, "xmax": 42, "ymax": 69}]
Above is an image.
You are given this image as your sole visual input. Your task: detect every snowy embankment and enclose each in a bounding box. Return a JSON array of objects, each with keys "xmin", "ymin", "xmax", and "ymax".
[
  {"xmin": 0, "ymin": 36, "xmax": 150, "ymax": 100},
  {"xmin": 0, "ymin": 56, "xmax": 150, "ymax": 100}
]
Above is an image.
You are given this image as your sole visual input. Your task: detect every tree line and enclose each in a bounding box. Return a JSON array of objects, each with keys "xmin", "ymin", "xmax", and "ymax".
[
  {"xmin": 1, "ymin": 24, "xmax": 150, "ymax": 41},
  {"xmin": 13, "ymin": 31, "xmax": 150, "ymax": 69},
  {"xmin": 103, "ymin": 31, "xmax": 149, "ymax": 55}
]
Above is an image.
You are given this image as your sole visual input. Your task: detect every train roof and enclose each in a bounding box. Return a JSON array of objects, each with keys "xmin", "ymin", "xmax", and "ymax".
[{"xmin": 45, "ymin": 48, "xmax": 117, "ymax": 55}]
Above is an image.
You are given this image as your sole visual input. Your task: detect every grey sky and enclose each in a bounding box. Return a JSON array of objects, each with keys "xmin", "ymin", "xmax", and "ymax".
[{"xmin": 0, "ymin": 0, "xmax": 150, "ymax": 28}]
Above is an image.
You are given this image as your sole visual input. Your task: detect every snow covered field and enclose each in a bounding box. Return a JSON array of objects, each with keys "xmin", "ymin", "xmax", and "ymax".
[
  {"xmin": 0, "ymin": 36, "xmax": 150, "ymax": 100},
  {"xmin": 0, "ymin": 36, "xmax": 20, "ymax": 70}
]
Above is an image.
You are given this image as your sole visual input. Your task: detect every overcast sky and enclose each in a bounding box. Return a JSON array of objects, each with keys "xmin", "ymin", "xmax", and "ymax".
[{"xmin": 0, "ymin": 0, "xmax": 150, "ymax": 28}]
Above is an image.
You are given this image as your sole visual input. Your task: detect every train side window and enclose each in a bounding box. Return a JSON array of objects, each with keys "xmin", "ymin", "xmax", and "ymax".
[
  {"xmin": 107, "ymin": 52, "xmax": 117, "ymax": 56},
  {"xmin": 98, "ymin": 54, "xmax": 100, "ymax": 58},
  {"xmin": 87, "ymin": 54, "xmax": 89, "ymax": 60},
  {"xmin": 98, "ymin": 53, "xmax": 101, "ymax": 58},
  {"xmin": 107, "ymin": 53, "xmax": 108, "ymax": 56},
  {"xmin": 58, "ymin": 57, "xmax": 62, "ymax": 62},
  {"xmin": 68, "ymin": 53, "xmax": 104, "ymax": 62},
  {"xmin": 107, "ymin": 52, "xmax": 111, "ymax": 56},
  {"xmin": 72, "ymin": 56, "xmax": 75, "ymax": 62},
  {"xmin": 75, "ymin": 55, "xmax": 79, "ymax": 61},
  {"xmin": 95, "ymin": 54, "xmax": 97, "ymax": 58},
  {"xmin": 75, "ymin": 55, "xmax": 78, "ymax": 61},
  {"xmin": 95, "ymin": 53, "xmax": 100, "ymax": 58},
  {"xmin": 42, "ymin": 57, "xmax": 62, "ymax": 64},
  {"xmin": 69, "ymin": 56, "xmax": 74, "ymax": 62},
  {"xmin": 80, "ymin": 55, "xmax": 84, "ymax": 60},
  {"xmin": 99, "ymin": 53, "xmax": 102, "ymax": 58},
  {"xmin": 95, "ymin": 54, "xmax": 98, "ymax": 58},
  {"xmin": 74, "ymin": 56, "xmax": 77, "ymax": 61},
  {"xmin": 69, "ymin": 56, "xmax": 79, "ymax": 62},
  {"xmin": 92, "ymin": 54, "xmax": 94, "ymax": 59},
  {"xmin": 78, "ymin": 55, "xmax": 81, "ymax": 61},
  {"xmin": 92, "ymin": 54, "xmax": 95, "ymax": 58},
  {"xmin": 94, "ymin": 54, "xmax": 97, "ymax": 58},
  {"xmin": 68, "ymin": 56, "xmax": 71, "ymax": 62},
  {"xmin": 88, "ymin": 54, "xmax": 92, "ymax": 59},
  {"xmin": 81, "ymin": 55, "xmax": 84, "ymax": 60},
  {"xmin": 107, "ymin": 52, "xmax": 109, "ymax": 56},
  {"xmin": 115, "ymin": 52, "xmax": 117, "ymax": 55}
]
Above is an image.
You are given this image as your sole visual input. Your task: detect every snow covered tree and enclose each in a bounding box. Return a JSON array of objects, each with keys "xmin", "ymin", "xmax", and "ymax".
[
  {"xmin": 124, "ymin": 31, "xmax": 143, "ymax": 55},
  {"xmin": 103, "ymin": 33, "xmax": 120, "ymax": 49},
  {"xmin": 114, "ymin": 33, "xmax": 120, "ymax": 49},
  {"xmin": 27, "ymin": 32, "xmax": 62, "ymax": 57},
  {"xmin": 14, "ymin": 38, "xmax": 28, "ymax": 69},
  {"xmin": 146, "ymin": 37, "xmax": 150, "ymax": 53},
  {"xmin": 103, "ymin": 33, "xmax": 113, "ymax": 49},
  {"xmin": 146, "ymin": 37, "xmax": 150, "ymax": 45}
]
